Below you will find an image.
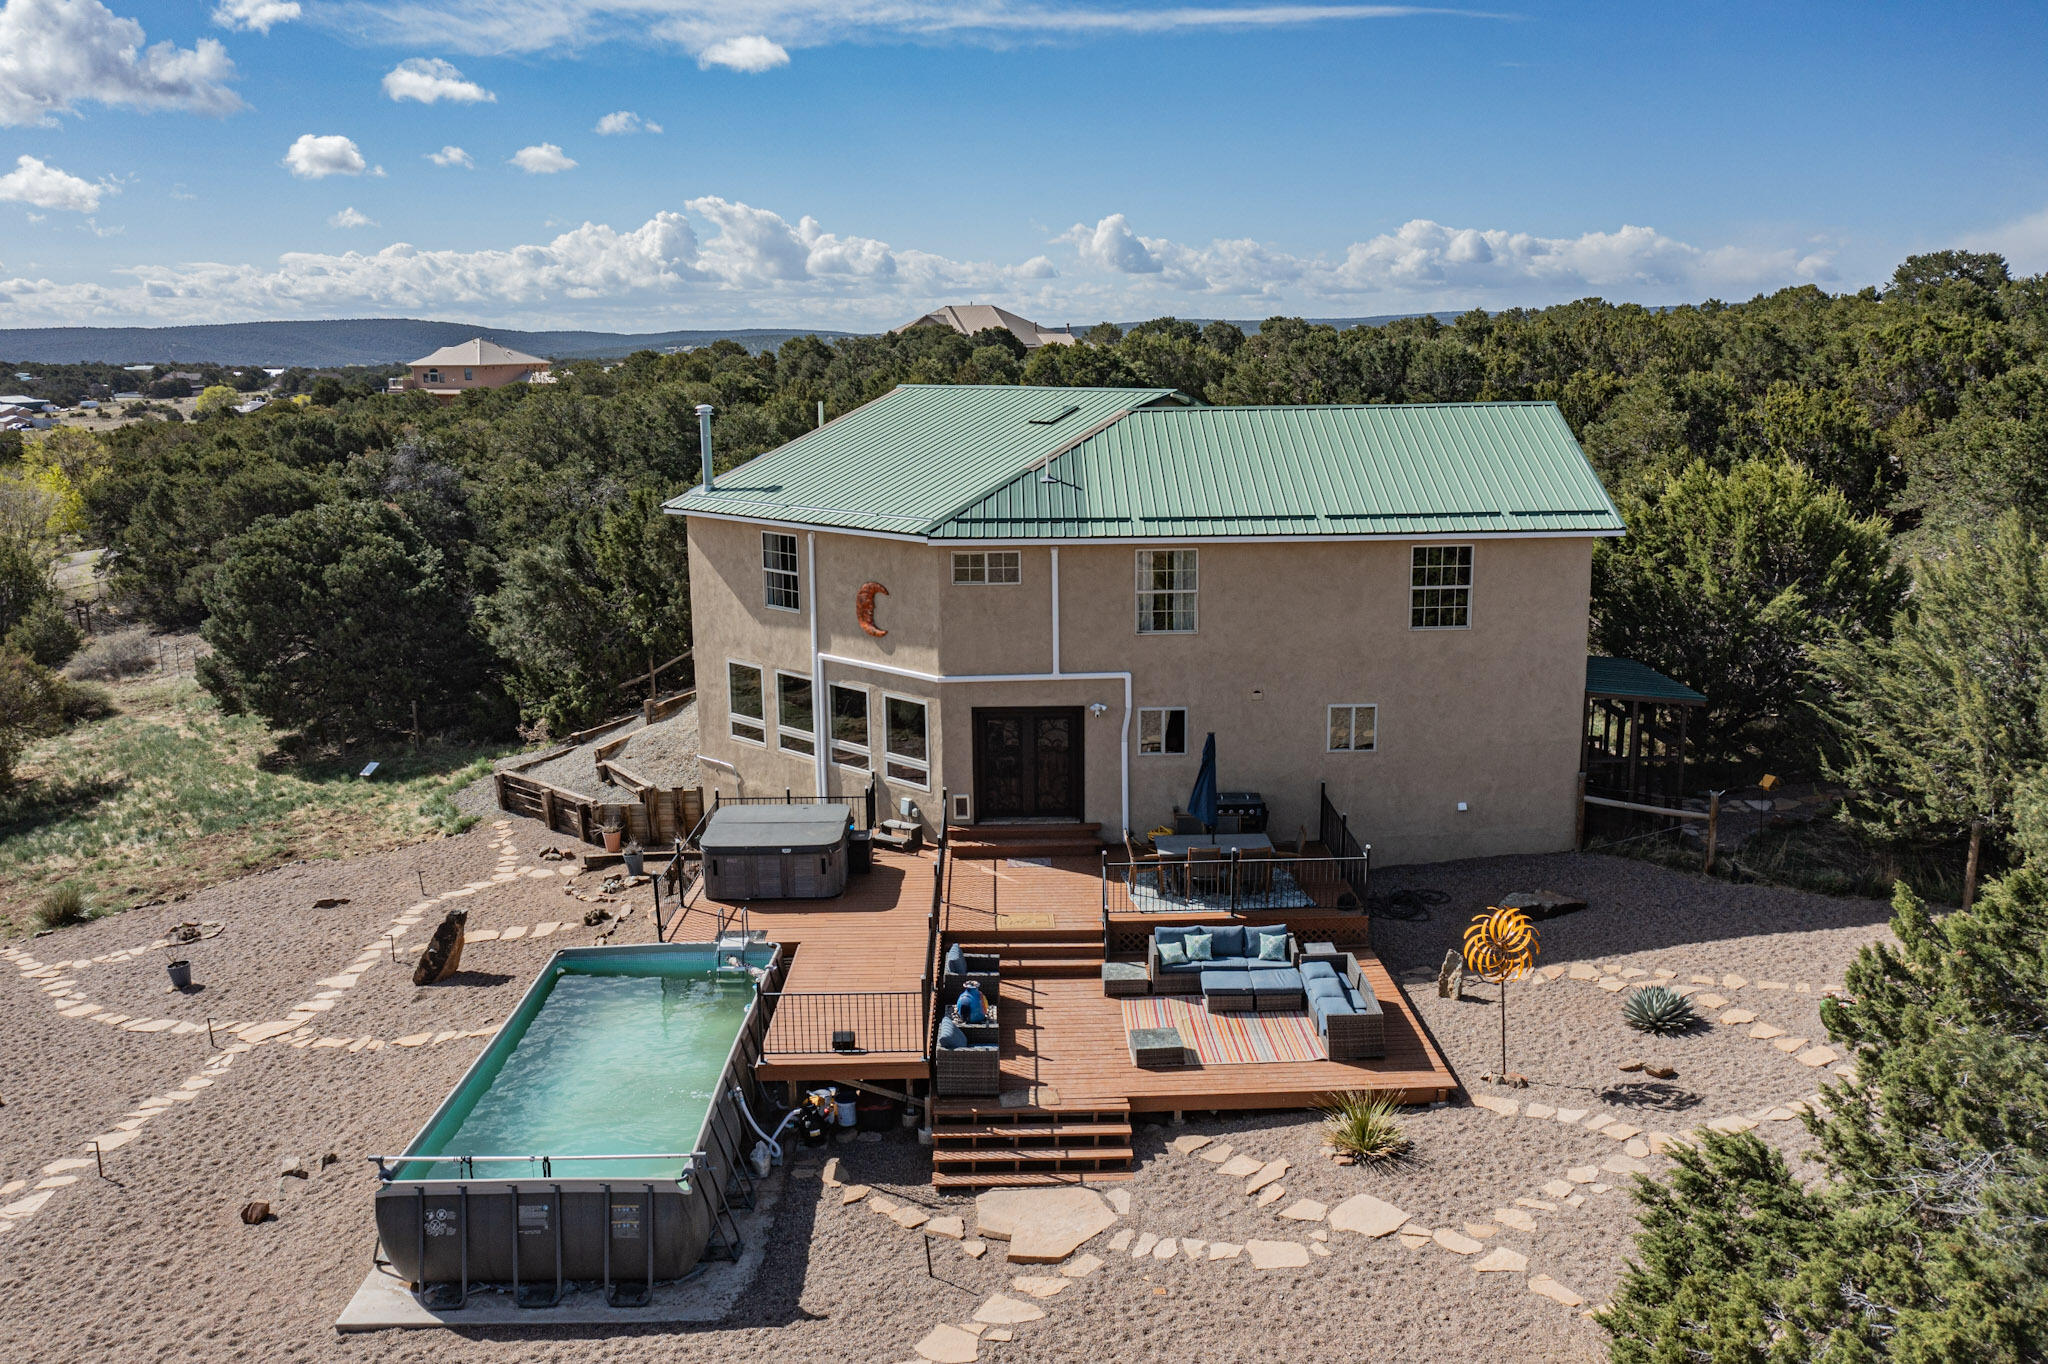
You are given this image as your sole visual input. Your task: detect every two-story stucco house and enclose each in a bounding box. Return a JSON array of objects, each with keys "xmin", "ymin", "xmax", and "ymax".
[
  {"xmin": 665, "ymin": 385, "xmax": 1625, "ymax": 866},
  {"xmin": 391, "ymin": 338, "xmax": 550, "ymax": 401}
]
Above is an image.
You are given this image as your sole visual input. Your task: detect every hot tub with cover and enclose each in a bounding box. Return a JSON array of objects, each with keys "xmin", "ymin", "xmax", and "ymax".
[{"xmin": 699, "ymin": 803, "xmax": 852, "ymax": 900}]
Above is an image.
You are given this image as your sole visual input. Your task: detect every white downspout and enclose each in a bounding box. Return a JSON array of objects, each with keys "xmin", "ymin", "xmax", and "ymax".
[
  {"xmin": 1050, "ymin": 547, "xmax": 1061, "ymax": 676},
  {"xmin": 808, "ymin": 531, "xmax": 826, "ymax": 799}
]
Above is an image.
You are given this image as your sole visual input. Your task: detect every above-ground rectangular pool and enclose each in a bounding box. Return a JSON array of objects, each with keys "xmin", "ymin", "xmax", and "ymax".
[{"xmin": 373, "ymin": 941, "xmax": 782, "ymax": 1307}]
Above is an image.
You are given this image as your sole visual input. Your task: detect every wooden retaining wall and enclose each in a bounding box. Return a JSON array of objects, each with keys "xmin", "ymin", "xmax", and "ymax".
[{"xmin": 493, "ymin": 690, "xmax": 702, "ymax": 848}]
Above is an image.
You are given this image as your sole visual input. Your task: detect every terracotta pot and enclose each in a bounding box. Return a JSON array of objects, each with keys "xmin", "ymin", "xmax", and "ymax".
[{"xmin": 603, "ymin": 828, "xmax": 622, "ymax": 852}]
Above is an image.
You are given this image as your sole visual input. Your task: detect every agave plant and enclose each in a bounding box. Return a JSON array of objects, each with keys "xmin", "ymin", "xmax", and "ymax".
[
  {"xmin": 1622, "ymin": 984, "xmax": 1699, "ymax": 1035},
  {"xmin": 1322, "ymin": 1092, "xmax": 1412, "ymax": 1163}
]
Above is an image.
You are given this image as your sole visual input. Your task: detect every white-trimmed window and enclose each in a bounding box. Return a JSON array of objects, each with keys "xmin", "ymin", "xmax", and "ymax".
[
  {"xmin": 953, "ymin": 550, "xmax": 1021, "ymax": 585},
  {"xmin": 1411, "ymin": 545, "xmax": 1472, "ymax": 628},
  {"xmin": 1138, "ymin": 707, "xmax": 1187, "ymax": 756},
  {"xmin": 1136, "ymin": 548, "xmax": 1197, "ymax": 633},
  {"xmin": 463, "ymin": 368, "xmax": 474, "ymax": 381},
  {"xmin": 425, "ymin": 369, "xmax": 441, "ymax": 384},
  {"xmin": 883, "ymin": 694, "xmax": 931, "ymax": 787},
  {"xmin": 829, "ymin": 684, "xmax": 870, "ymax": 770},
  {"xmin": 763, "ymin": 531, "xmax": 801, "ymax": 611},
  {"xmin": 1327, "ymin": 704, "xmax": 1378, "ymax": 753},
  {"xmin": 776, "ymin": 672, "xmax": 815, "ymax": 756},
  {"xmin": 728, "ymin": 661, "xmax": 765, "ymax": 745}
]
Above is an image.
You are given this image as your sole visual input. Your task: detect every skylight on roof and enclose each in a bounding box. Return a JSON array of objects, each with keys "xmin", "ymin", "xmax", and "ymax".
[{"xmin": 1026, "ymin": 404, "xmax": 1081, "ymax": 425}]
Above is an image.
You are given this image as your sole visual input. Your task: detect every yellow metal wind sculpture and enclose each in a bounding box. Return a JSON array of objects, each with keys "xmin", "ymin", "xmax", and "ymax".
[{"xmin": 1463, "ymin": 905, "xmax": 1540, "ymax": 1083}]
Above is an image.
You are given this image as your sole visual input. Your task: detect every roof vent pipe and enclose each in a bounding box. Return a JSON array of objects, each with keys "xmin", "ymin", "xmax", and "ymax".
[{"xmin": 696, "ymin": 403, "xmax": 715, "ymax": 493}]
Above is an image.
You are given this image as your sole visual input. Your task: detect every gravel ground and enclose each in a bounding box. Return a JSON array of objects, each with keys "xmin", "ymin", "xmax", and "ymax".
[
  {"xmin": 452, "ymin": 701, "xmax": 700, "ymax": 821},
  {"xmin": 0, "ymin": 836, "xmax": 1893, "ymax": 1363}
]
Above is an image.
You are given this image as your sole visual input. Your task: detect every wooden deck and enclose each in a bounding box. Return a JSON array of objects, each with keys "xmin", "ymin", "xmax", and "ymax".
[{"xmin": 679, "ymin": 844, "xmax": 1456, "ymax": 1109}]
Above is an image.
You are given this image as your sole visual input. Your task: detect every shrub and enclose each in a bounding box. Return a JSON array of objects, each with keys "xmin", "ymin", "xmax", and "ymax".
[
  {"xmin": 4, "ymin": 597, "xmax": 82, "ymax": 668},
  {"xmin": 1322, "ymin": 1092, "xmax": 1412, "ymax": 1163},
  {"xmin": 62, "ymin": 627, "xmax": 155, "ymax": 681},
  {"xmin": 34, "ymin": 881, "xmax": 91, "ymax": 929},
  {"xmin": 1622, "ymin": 984, "xmax": 1699, "ymax": 1035}
]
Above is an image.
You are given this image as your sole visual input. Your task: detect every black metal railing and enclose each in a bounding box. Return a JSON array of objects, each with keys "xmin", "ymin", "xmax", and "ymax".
[
  {"xmin": 1318, "ymin": 782, "xmax": 1372, "ymax": 906},
  {"xmin": 686, "ymin": 780, "xmax": 879, "ymax": 848},
  {"xmin": 762, "ymin": 989, "xmax": 931, "ymax": 1055},
  {"xmin": 1102, "ymin": 851, "xmax": 1370, "ymax": 916}
]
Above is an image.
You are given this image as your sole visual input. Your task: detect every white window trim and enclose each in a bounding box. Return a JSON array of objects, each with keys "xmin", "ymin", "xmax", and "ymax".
[
  {"xmin": 727, "ymin": 659, "xmax": 766, "ymax": 748},
  {"xmin": 1409, "ymin": 544, "xmax": 1475, "ymax": 631},
  {"xmin": 1137, "ymin": 705, "xmax": 1189, "ymax": 757},
  {"xmin": 952, "ymin": 549, "xmax": 1022, "ymax": 586},
  {"xmin": 828, "ymin": 682, "xmax": 872, "ymax": 772},
  {"xmin": 1135, "ymin": 547, "xmax": 1199, "ymax": 635},
  {"xmin": 762, "ymin": 530, "xmax": 801, "ymax": 614},
  {"xmin": 880, "ymin": 690, "xmax": 932, "ymax": 789},
  {"xmin": 775, "ymin": 669, "xmax": 816, "ymax": 756},
  {"xmin": 1326, "ymin": 702, "xmax": 1379, "ymax": 753}
]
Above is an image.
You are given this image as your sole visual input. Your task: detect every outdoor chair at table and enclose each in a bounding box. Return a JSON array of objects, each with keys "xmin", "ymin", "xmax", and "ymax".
[
  {"xmin": 1124, "ymin": 832, "xmax": 1170, "ymax": 897},
  {"xmin": 1186, "ymin": 847, "xmax": 1225, "ymax": 897},
  {"xmin": 1238, "ymin": 847, "xmax": 1276, "ymax": 897}
]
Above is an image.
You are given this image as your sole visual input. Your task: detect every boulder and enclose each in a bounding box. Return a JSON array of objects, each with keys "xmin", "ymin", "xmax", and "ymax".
[
  {"xmin": 411, "ymin": 910, "xmax": 467, "ymax": 986},
  {"xmin": 1498, "ymin": 889, "xmax": 1586, "ymax": 921}
]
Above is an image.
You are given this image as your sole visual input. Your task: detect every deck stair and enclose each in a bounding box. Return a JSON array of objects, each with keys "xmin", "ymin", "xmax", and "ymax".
[
  {"xmin": 928, "ymin": 1100, "xmax": 1134, "ymax": 1188},
  {"xmin": 996, "ymin": 940, "xmax": 1104, "ymax": 980},
  {"xmin": 947, "ymin": 822, "xmax": 1105, "ymax": 860}
]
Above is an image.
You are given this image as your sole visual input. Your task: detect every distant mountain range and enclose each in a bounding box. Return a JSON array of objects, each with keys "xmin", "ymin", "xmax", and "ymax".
[
  {"xmin": 0, "ymin": 319, "xmax": 858, "ymax": 367},
  {"xmin": 0, "ymin": 312, "xmax": 1468, "ymax": 367}
]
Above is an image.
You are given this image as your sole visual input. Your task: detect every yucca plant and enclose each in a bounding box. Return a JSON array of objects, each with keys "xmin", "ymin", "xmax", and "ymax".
[
  {"xmin": 1622, "ymin": 984, "xmax": 1698, "ymax": 1035},
  {"xmin": 1322, "ymin": 1092, "xmax": 1412, "ymax": 1163}
]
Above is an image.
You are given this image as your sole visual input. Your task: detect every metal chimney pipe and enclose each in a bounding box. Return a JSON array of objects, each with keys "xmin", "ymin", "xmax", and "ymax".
[{"xmin": 696, "ymin": 403, "xmax": 715, "ymax": 493}]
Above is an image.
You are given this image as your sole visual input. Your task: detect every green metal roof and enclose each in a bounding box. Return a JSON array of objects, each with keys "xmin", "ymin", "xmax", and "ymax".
[
  {"xmin": 1586, "ymin": 657, "xmax": 1707, "ymax": 705},
  {"xmin": 934, "ymin": 402, "xmax": 1624, "ymax": 540},
  {"xmin": 667, "ymin": 386, "xmax": 1625, "ymax": 543},
  {"xmin": 663, "ymin": 384, "xmax": 1181, "ymax": 535}
]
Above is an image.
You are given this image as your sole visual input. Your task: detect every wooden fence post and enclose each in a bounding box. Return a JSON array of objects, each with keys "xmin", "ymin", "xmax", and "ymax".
[
  {"xmin": 540, "ymin": 786, "xmax": 557, "ymax": 835},
  {"xmin": 1704, "ymin": 791, "xmax": 1721, "ymax": 874},
  {"xmin": 494, "ymin": 771, "xmax": 509, "ymax": 811}
]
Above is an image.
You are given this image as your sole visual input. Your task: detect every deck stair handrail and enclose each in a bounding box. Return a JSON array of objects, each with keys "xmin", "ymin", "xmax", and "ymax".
[{"xmin": 1318, "ymin": 782, "xmax": 1373, "ymax": 906}]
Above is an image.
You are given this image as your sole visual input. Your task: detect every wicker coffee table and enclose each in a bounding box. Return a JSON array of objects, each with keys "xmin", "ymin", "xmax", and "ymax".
[
  {"xmin": 1128, "ymin": 1025, "xmax": 1188, "ymax": 1068},
  {"xmin": 1102, "ymin": 961, "xmax": 1150, "ymax": 997}
]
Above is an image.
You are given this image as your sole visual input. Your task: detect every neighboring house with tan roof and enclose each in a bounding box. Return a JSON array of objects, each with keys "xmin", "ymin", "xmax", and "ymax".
[
  {"xmin": 895, "ymin": 304, "xmax": 1077, "ymax": 349},
  {"xmin": 391, "ymin": 338, "xmax": 551, "ymax": 401}
]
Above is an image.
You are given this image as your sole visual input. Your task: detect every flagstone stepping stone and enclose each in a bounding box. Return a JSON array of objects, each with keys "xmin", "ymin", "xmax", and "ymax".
[
  {"xmin": 983, "ymin": 1328, "xmax": 1013, "ymax": 1342},
  {"xmin": 1129, "ymin": 1232, "xmax": 1158, "ymax": 1258},
  {"xmin": 1773, "ymin": 1035, "xmax": 1811, "ymax": 1052},
  {"xmin": 1583, "ymin": 1114, "xmax": 1613, "ymax": 1131},
  {"xmin": 1722, "ymin": 974, "xmax": 1748, "ymax": 990},
  {"xmin": 1597, "ymin": 978, "xmax": 1628, "ymax": 992},
  {"xmin": 927, "ymin": 1216, "xmax": 965, "ymax": 1239},
  {"xmin": 42, "ymin": 1159, "xmax": 92, "ymax": 1175},
  {"xmin": 1105, "ymin": 1189, "xmax": 1130, "ymax": 1215},
  {"xmin": 1471, "ymin": 1094, "xmax": 1519, "ymax": 1116},
  {"xmin": 394, "ymin": 1032, "xmax": 433, "ymax": 1047},
  {"xmin": 1653, "ymin": 968, "xmax": 1676, "ymax": 978},
  {"xmin": 1624, "ymin": 1138, "xmax": 1650, "ymax": 1158},
  {"xmin": 1542, "ymin": 1179, "xmax": 1575, "ymax": 1198},
  {"xmin": 1567, "ymin": 964, "xmax": 1601, "ymax": 980},
  {"xmin": 1539, "ymin": 964, "xmax": 1567, "ymax": 980},
  {"xmin": 1246, "ymin": 1240, "xmax": 1311, "ymax": 1270},
  {"xmin": 914, "ymin": 1323, "xmax": 980, "ymax": 1362},
  {"xmin": 1196, "ymin": 1142, "xmax": 1233, "ymax": 1163},
  {"xmin": 1695, "ymin": 993, "xmax": 1729, "ymax": 1010},
  {"xmin": 1152, "ymin": 1237, "xmax": 1178, "ymax": 1260},
  {"xmin": 1307, "ymin": 1230, "xmax": 1328, "ymax": 1242},
  {"xmin": 1554, "ymin": 1108, "xmax": 1587, "ymax": 1124},
  {"xmin": 1706, "ymin": 1116, "xmax": 1758, "ymax": 1134},
  {"xmin": 1690, "ymin": 974, "xmax": 1715, "ymax": 984},
  {"xmin": 1670, "ymin": 984, "xmax": 1701, "ymax": 997},
  {"xmin": 1061, "ymin": 1253, "xmax": 1103, "ymax": 1278},
  {"xmin": 1244, "ymin": 1159, "xmax": 1289, "ymax": 1194},
  {"xmin": 1756, "ymin": 981, "xmax": 1787, "ymax": 990},
  {"xmin": 239, "ymin": 1020, "xmax": 300, "ymax": 1043},
  {"xmin": 1493, "ymin": 1208, "xmax": 1537, "ymax": 1233},
  {"xmin": 1310, "ymin": 1242, "xmax": 1331, "ymax": 1257},
  {"xmin": 1010, "ymin": 1276, "xmax": 1068, "ymax": 1298},
  {"xmin": 1328, "ymin": 1193, "xmax": 1410, "ymax": 1238},
  {"xmin": 962, "ymin": 1240, "xmax": 987, "ymax": 1259},
  {"xmin": 60, "ymin": 1004, "xmax": 100, "ymax": 1018},
  {"xmin": 1566, "ymin": 1166, "xmax": 1598, "ymax": 1184},
  {"xmin": 1217, "ymin": 1154, "xmax": 1263, "ymax": 1178},
  {"xmin": 1208, "ymin": 1241, "xmax": 1243, "ymax": 1260},
  {"xmin": 532, "ymin": 922, "xmax": 560, "ymax": 938},
  {"xmin": 1181, "ymin": 1237, "xmax": 1208, "ymax": 1258},
  {"xmin": 1397, "ymin": 1231, "xmax": 1432, "ymax": 1249},
  {"xmin": 1107, "ymin": 1229, "xmax": 1133, "ymax": 1253},
  {"xmin": 841, "ymin": 1185, "xmax": 871, "ymax": 1204},
  {"xmin": 34, "ymin": 1175, "xmax": 78, "ymax": 1190},
  {"xmin": 1474, "ymin": 1247, "xmax": 1528, "ymax": 1273},
  {"xmin": 1760, "ymin": 1108, "xmax": 1797, "ymax": 1122},
  {"xmin": 1278, "ymin": 1199, "xmax": 1326, "ymax": 1222},
  {"xmin": 1433, "ymin": 1228, "xmax": 1484, "ymax": 1255},
  {"xmin": 869, "ymin": 1194, "xmax": 901, "ymax": 1216},
  {"xmin": 973, "ymin": 1295, "xmax": 1045, "ymax": 1325},
  {"xmin": 1255, "ymin": 1185, "xmax": 1286, "ymax": 1208},
  {"xmin": 2, "ymin": 1191, "xmax": 55, "ymax": 1217},
  {"xmin": 1796, "ymin": 1046, "xmax": 1839, "ymax": 1067},
  {"xmin": 1618, "ymin": 967, "xmax": 1647, "ymax": 979},
  {"xmin": 1463, "ymin": 1223, "xmax": 1498, "ymax": 1239},
  {"xmin": 821, "ymin": 1158, "xmax": 842, "ymax": 1186},
  {"xmin": 976, "ymin": 1186, "xmax": 1117, "ymax": 1262},
  {"xmin": 1170, "ymin": 1134, "xmax": 1212, "ymax": 1154},
  {"xmin": 1514, "ymin": 1197, "xmax": 1556, "ymax": 1211},
  {"xmin": 1523, "ymin": 1103, "xmax": 1556, "ymax": 1119},
  {"xmin": 1748, "ymin": 1023, "xmax": 1786, "ymax": 1039},
  {"xmin": 1719, "ymin": 1009, "xmax": 1757, "ymax": 1025},
  {"xmin": 1601, "ymin": 1154, "xmax": 1648, "ymax": 1175},
  {"xmin": 466, "ymin": 930, "xmax": 500, "ymax": 943},
  {"xmin": 1529, "ymin": 1274, "xmax": 1586, "ymax": 1307}
]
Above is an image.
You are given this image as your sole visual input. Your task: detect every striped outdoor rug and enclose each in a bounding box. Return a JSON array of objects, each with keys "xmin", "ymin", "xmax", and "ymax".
[{"xmin": 1121, "ymin": 997, "xmax": 1323, "ymax": 1066}]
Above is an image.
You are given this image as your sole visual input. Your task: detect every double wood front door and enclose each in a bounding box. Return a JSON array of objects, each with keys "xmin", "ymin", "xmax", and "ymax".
[{"xmin": 972, "ymin": 707, "xmax": 1085, "ymax": 822}]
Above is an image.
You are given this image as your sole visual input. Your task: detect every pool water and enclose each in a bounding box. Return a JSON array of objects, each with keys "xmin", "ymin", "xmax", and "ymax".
[{"xmin": 399, "ymin": 953, "xmax": 758, "ymax": 1181}]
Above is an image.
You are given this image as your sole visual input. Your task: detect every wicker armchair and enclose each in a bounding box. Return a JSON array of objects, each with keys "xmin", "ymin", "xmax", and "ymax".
[{"xmin": 933, "ymin": 1044, "xmax": 1000, "ymax": 1096}]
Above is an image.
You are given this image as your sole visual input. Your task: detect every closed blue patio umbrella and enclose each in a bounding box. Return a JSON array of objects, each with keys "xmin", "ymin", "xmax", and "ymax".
[{"xmin": 1188, "ymin": 732, "xmax": 1219, "ymax": 833}]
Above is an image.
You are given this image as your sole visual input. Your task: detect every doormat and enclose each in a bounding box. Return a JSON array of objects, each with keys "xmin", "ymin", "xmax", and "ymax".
[{"xmin": 997, "ymin": 912, "xmax": 1056, "ymax": 929}]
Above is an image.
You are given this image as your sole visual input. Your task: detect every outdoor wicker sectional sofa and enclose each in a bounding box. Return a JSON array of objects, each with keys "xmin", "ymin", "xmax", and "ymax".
[
  {"xmin": 935, "ymin": 944, "xmax": 1002, "ymax": 1094},
  {"xmin": 1145, "ymin": 924, "xmax": 1297, "ymax": 993},
  {"xmin": 1303, "ymin": 953, "xmax": 1386, "ymax": 1060}
]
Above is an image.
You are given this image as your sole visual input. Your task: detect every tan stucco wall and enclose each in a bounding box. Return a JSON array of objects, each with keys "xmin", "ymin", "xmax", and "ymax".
[
  {"xmin": 407, "ymin": 362, "xmax": 541, "ymax": 391},
  {"xmin": 685, "ymin": 515, "xmax": 1592, "ymax": 865}
]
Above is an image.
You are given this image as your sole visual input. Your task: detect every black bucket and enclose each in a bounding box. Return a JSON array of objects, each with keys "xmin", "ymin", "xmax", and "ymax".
[{"xmin": 167, "ymin": 960, "xmax": 193, "ymax": 990}]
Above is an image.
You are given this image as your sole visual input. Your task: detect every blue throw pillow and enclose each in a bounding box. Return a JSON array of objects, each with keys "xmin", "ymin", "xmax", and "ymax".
[
  {"xmin": 1256, "ymin": 933, "xmax": 1289, "ymax": 961},
  {"xmin": 944, "ymin": 943, "xmax": 966, "ymax": 977},
  {"xmin": 1158, "ymin": 940, "xmax": 1188, "ymax": 967},
  {"xmin": 1208, "ymin": 926, "xmax": 1246, "ymax": 958},
  {"xmin": 937, "ymin": 1015, "xmax": 968, "ymax": 1049},
  {"xmin": 1300, "ymin": 961, "xmax": 1339, "ymax": 982},
  {"xmin": 1185, "ymin": 930, "xmax": 1214, "ymax": 962}
]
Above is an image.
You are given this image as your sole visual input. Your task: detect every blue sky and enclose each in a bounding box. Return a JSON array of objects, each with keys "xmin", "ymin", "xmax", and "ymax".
[{"xmin": 3, "ymin": 0, "xmax": 2047, "ymax": 329}]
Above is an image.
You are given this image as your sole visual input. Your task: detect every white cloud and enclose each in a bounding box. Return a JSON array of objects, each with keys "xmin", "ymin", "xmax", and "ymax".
[
  {"xmin": 283, "ymin": 133, "xmax": 373, "ymax": 179},
  {"xmin": 425, "ymin": 144, "xmax": 473, "ymax": 168},
  {"xmin": 1965, "ymin": 203, "xmax": 2048, "ymax": 276},
  {"xmin": 212, "ymin": 0, "xmax": 300, "ymax": 33},
  {"xmin": 0, "ymin": 154, "xmax": 110, "ymax": 213},
  {"xmin": 329, "ymin": 206, "xmax": 376, "ymax": 228},
  {"xmin": 510, "ymin": 142, "xmax": 576, "ymax": 174},
  {"xmin": 594, "ymin": 110, "xmax": 661, "ymax": 135},
  {"xmin": 0, "ymin": 0, "xmax": 242, "ymax": 126},
  {"xmin": 380, "ymin": 57, "xmax": 495, "ymax": 104},
  {"xmin": 0, "ymin": 199, "xmax": 1846, "ymax": 330},
  {"xmin": 698, "ymin": 34, "xmax": 788, "ymax": 72}
]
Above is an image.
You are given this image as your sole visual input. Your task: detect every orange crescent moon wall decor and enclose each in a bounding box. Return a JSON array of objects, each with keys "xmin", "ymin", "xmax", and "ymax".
[{"xmin": 856, "ymin": 581, "xmax": 889, "ymax": 637}]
